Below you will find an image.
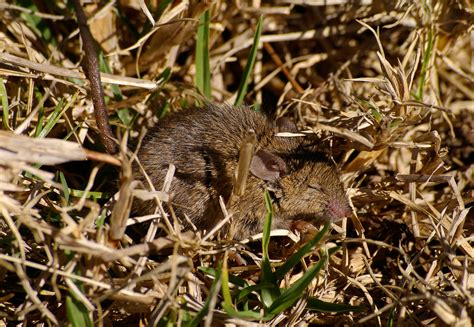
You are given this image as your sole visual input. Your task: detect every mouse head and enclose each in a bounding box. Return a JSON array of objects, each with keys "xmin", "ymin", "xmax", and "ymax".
[{"xmin": 250, "ymin": 149, "xmax": 351, "ymax": 223}]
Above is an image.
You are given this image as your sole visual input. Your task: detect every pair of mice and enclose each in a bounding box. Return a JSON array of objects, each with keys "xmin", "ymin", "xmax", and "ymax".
[{"xmin": 135, "ymin": 104, "xmax": 350, "ymax": 239}]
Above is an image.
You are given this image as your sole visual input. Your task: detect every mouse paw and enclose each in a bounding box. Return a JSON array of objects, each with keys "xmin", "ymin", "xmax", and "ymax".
[
  {"xmin": 291, "ymin": 220, "xmax": 319, "ymax": 241},
  {"xmin": 281, "ymin": 220, "xmax": 320, "ymax": 257}
]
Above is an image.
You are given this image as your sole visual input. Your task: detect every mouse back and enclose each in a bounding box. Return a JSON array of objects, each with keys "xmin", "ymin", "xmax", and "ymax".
[{"xmin": 136, "ymin": 104, "xmax": 350, "ymax": 239}]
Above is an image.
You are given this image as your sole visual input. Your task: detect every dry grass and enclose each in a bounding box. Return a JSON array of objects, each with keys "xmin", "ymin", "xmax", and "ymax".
[{"xmin": 0, "ymin": 0, "xmax": 473, "ymax": 325}]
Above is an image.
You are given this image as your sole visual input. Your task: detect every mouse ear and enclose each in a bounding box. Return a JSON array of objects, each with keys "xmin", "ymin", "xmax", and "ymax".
[
  {"xmin": 250, "ymin": 150, "xmax": 288, "ymax": 182},
  {"xmin": 276, "ymin": 117, "xmax": 298, "ymax": 133}
]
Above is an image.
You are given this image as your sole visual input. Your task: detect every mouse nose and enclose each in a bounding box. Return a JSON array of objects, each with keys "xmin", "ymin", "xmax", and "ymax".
[{"xmin": 327, "ymin": 200, "xmax": 351, "ymax": 221}]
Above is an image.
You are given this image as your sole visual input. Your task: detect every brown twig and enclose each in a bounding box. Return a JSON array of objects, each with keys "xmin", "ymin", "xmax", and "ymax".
[
  {"xmin": 263, "ymin": 41, "xmax": 304, "ymax": 94},
  {"xmin": 72, "ymin": 0, "xmax": 118, "ymax": 154}
]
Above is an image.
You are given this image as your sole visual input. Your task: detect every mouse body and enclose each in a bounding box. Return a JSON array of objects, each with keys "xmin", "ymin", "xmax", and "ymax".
[{"xmin": 136, "ymin": 104, "xmax": 350, "ymax": 239}]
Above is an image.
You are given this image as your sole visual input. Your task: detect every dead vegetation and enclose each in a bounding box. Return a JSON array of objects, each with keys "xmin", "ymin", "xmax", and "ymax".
[{"xmin": 0, "ymin": 0, "xmax": 473, "ymax": 325}]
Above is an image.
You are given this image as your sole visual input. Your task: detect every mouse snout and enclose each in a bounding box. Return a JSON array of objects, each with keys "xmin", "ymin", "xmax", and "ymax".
[{"xmin": 326, "ymin": 200, "xmax": 351, "ymax": 221}]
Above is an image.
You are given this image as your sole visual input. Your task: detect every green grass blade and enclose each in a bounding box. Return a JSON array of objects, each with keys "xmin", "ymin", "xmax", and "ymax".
[
  {"xmin": 0, "ymin": 78, "xmax": 10, "ymax": 130},
  {"xmin": 306, "ymin": 297, "xmax": 365, "ymax": 313},
  {"xmin": 147, "ymin": 67, "xmax": 172, "ymax": 118},
  {"xmin": 415, "ymin": 27, "xmax": 433, "ymax": 101},
  {"xmin": 37, "ymin": 91, "xmax": 78, "ymax": 138},
  {"xmin": 158, "ymin": 100, "xmax": 170, "ymax": 118},
  {"xmin": 96, "ymin": 208, "xmax": 107, "ymax": 229},
  {"xmin": 195, "ymin": 10, "xmax": 211, "ymax": 98},
  {"xmin": 275, "ymin": 223, "xmax": 330, "ymax": 281},
  {"xmin": 66, "ymin": 296, "xmax": 93, "ymax": 327},
  {"xmin": 37, "ymin": 98, "xmax": 65, "ymax": 138},
  {"xmin": 234, "ymin": 15, "xmax": 263, "ymax": 106},
  {"xmin": 117, "ymin": 107, "xmax": 134, "ymax": 126},
  {"xmin": 69, "ymin": 189, "xmax": 109, "ymax": 201},
  {"xmin": 99, "ymin": 52, "xmax": 122, "ymax": 100},
  {"xmin": 64, "ymin": 122, "xmax": 83, "ymax": 141},
  {"xmin": 222, "ymin": 303, "xmax": 263, "ymax": 320},
  {"xmin": 19, "ymin": 0, "xmax": 56, "ymax": 46},
  {"xmin": 262, "ymin": 189, "xmax": 273, "ymax": 260},
  {"xmin": 234, "ymin": 282, "xmax": 278, "ymax": 306},
  {"xmin": 268, "ymin": 254, "xmax": 328, "ymax": 314},
  {"xmin": 221, "ymin": 258, "xmax": 233, "ymax": 307},
  {"xmin": 186, "ymin": 263, "xmax": 222, "ymax": 327},
  {"xmin": 98, "ymin": 52, "xmax": 135, "ymax": 126},
  {"xmin": 199, "ymin": 266, "xmax": 248, "ymax": 288},
  {"xmin": 260, "ymin": 189, "xmax": 280, "ymax": 308},
  {"xmin": 34, "ymin": 103, "xmax": 45, "ymax": 137},
  {"xmin": 387, "ymin": 306, "xmax": 396, "ymax": 327},
  {"xmin": 59, "ymin": 172, "xmax": 70, "ymax": 203},
  {"xmin": 158, "ymin": 67, "xmax": 172, "ymax": 85},
  {"xmin": 218, "ymin": 258, "xmax": 269, "ymax": 322}
]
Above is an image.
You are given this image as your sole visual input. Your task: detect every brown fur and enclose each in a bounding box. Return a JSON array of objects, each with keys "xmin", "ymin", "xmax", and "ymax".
[{"xmin": 136, "ymin": 104, "xmax": 350, "ymax": 239}]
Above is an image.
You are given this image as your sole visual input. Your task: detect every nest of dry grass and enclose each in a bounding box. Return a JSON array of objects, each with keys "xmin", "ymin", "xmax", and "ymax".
[{"xmin": 0, "ymin": 0, "xmax": 473, "ymax": 325}]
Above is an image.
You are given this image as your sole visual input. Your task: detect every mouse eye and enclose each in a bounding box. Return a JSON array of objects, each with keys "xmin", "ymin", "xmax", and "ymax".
[{"xmin": 308, "ymin": 183, "xmax": 323, "ymax": 192}]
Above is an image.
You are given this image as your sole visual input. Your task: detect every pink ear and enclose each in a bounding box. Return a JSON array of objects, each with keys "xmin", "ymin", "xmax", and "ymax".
[{"xmin": 250, "ymin": 150, "xmax": 288, "ymax": 182}]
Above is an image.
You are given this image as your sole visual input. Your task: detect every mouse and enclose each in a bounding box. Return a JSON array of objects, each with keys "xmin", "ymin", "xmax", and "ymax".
[{"xmin": 135, "ymin": 103, "xmax": 351, "ymax": 240}]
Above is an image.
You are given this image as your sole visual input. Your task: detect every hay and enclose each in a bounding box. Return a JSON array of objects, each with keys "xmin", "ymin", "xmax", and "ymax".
[{"xmin": 0, "ymin": 1, "xmax": 472, "ymax": 325}]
